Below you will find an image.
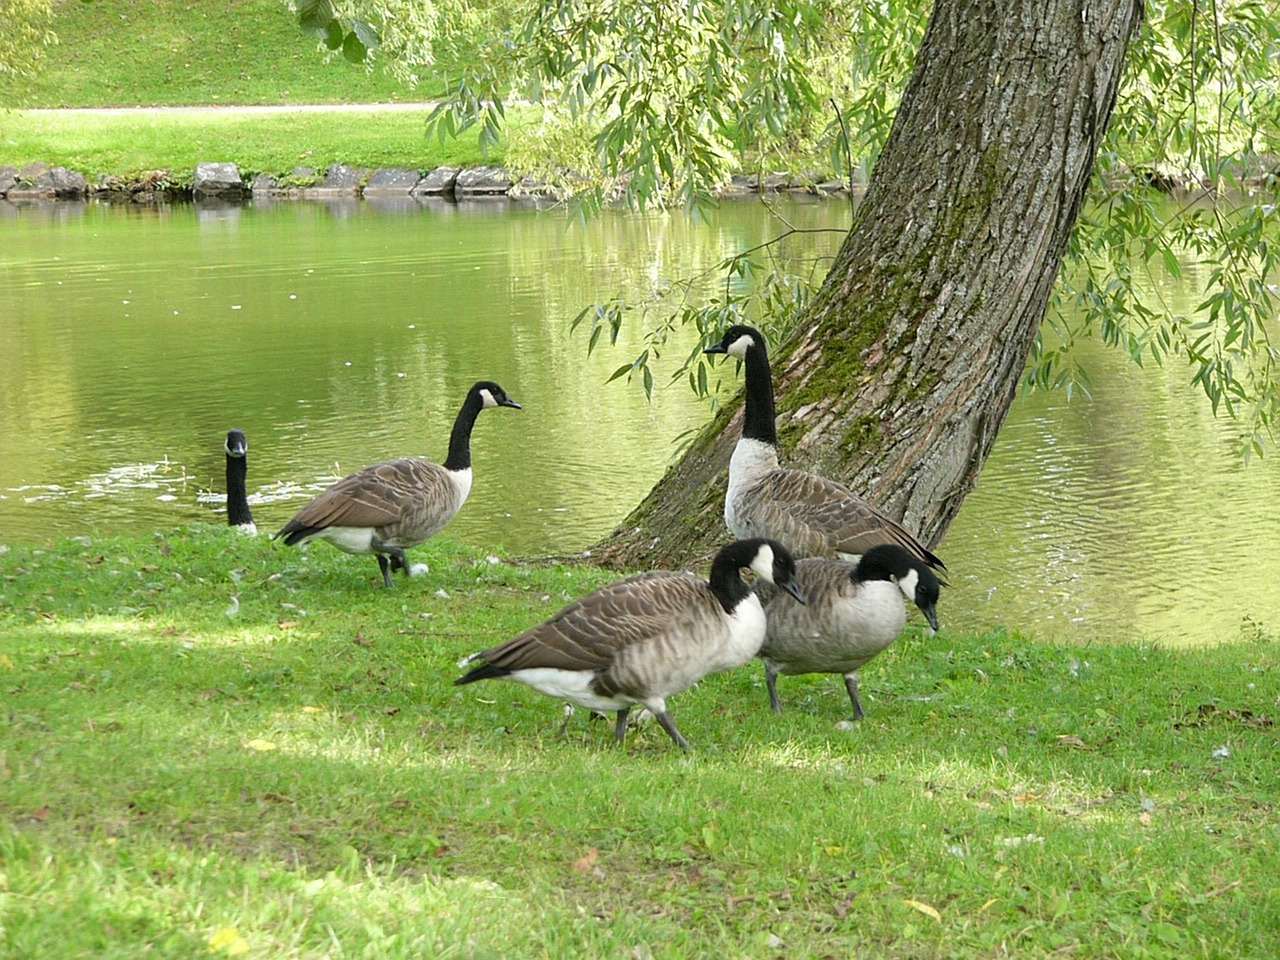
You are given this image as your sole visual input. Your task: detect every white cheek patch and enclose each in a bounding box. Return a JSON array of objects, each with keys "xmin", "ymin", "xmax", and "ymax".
[
  {"xmin": 898, "ymin": 568, "xmax": 920, "ymax": 602},
  {"xmin": 727, "ymin": 334, "xmax": 756, "ymax": 358},
  {"xmin": 479, "ymin": 389, "xmax": 497, "ymax": 408},
  {"xmin": 748, "ymin": 542, "xmax": 777, "ymax": 583}
]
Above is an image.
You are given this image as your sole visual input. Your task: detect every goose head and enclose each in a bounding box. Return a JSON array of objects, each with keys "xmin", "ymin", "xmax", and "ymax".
[
  {"xmin": 225, "ymin": 429, "xmax": 248, "ymax": 459},
  {"xmin": 743, "ymin": 538, "xmax": 805, "ymax": 604},
  {"xmin": 859, "ymin": 544, "xmax": 942, "ymax": 631},
  {"xmin": 705, "ymin": 325, "xmax": 767, "ymax": 360},
  {"xmin": 472, "ymin": 380, "xmax": 523, "ymax": 410}
]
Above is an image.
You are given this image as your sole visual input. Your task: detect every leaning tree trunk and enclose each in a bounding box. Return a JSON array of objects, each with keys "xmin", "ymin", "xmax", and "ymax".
[{"xmin": 593, "ymin": 0, "xmax": 1144, "ymax": 570}]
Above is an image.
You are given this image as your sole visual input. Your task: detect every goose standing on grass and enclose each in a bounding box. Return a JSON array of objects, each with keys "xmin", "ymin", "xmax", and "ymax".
[
  {"xmin": 756, "ymin": 544, "xmax": 941, "ymax": 720},
  {"xmin": 704, "ymin": 325, "xmax": 945, "ymax": 571},
  {"xmin": 455, "ymin": 538, "xmax": 805, "ymax": 751},
  {"xmin": 224, "ymin": 429, "xmax": 257, "ymax": 536},
  {"xmin": 273, "ymin": 380, "xmax": 520, "ymax": 587}
]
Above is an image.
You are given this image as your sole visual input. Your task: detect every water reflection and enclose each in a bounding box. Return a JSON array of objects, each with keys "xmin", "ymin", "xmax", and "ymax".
[{"xmin": 1, "ymin": 197, "xmax": 1277, "ymax": 646}]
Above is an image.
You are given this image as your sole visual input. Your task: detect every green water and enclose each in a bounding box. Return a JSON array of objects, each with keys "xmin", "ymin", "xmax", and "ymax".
[{"xmin": 2, "ymin": 198, "xmax": 1277, "ymax": 645}]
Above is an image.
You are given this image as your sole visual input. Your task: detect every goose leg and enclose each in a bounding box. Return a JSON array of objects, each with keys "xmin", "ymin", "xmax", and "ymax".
[
  {"xmin": 653, "ymin": 711, "xmax": 692, "ymax": 752},
  {"xmin": 386, "ymin": 547, "xmax": 411, "ymax": 578},
  {"xmin": 765, "ymin": 660, "xmax": 783, "ymax": 713},
  {"xmin": 375, "ymin": 554, "xmax": 395, "ymax": 588},
  {"xmin": 843, "ymin": 674, "xmax": 866, "ymax": 721},
  {"xmin": 613, "ymin": 708, "xmax": 631, "ymax": 745},
  {"xmin": 556, "ymin": 704, "xmax": 575, "ymax": 739}
]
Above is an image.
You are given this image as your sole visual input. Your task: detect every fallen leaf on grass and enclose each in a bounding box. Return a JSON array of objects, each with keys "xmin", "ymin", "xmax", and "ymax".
[
  {"xmin": 572, "ymin": 847, "xmax": 600, "ymax": 873},
  {"xmin": 29, "ymin": 805, "xmax": 51, "ymax": 822},
  {"xmin": 207, "ymin": 926, "xmax": 250, "ymax": 956},
  {"xmin": 278, "ymin": 620, "xmax": 299, "ymax": 630},
  {"xmin": 1056, "ymin": 734, "xmax": 1090, "ymax": 750},
  {"xmin": 902, "ymin": 899, "xmax": 942, "ymax": 921},
  {"xmin": 1139, "ymin": 811, "xmax": 1152, "ymax": 827},
  {"xmin": 244, "ymin": 738, "xmax": 277, "ymax": 752}
]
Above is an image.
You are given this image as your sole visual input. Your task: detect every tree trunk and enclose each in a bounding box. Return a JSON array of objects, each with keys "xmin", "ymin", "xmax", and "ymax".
[{"xmin": 592, "ymin": 0, "xmax": 1144, "ymax": 571}]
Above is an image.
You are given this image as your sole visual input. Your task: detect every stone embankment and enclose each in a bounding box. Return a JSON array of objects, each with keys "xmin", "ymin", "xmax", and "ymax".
[{"xmin": 0, "ymin": 161, "xmax": 855, "ymax": 204}]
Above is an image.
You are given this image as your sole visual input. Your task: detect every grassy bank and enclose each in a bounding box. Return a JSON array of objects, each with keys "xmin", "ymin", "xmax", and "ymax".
[
  {"xmin": 17, "ymin": 0, "xmax": 417, "ymax": 107},
  {"xmin": 1, "ymin": 528, "xmax": 1277, "ymax": 958},
  {"xmin": 1, "ymin": 0, "xmax": 502, "ymax": 179},
  {"xmin": 1, "ymin": 108, "xmax": 498, "ymax": 182}
]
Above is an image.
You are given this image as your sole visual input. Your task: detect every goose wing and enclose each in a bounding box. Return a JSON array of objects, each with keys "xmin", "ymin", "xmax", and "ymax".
[
  {"xmin": 472, "ymin": 572, "xmax": 710, "ymax": 673},
  {"xmin": 279, "ymin": 458, "xmax": 449, "ymax": 533},
  {"xmin": 747, "ymin": 469, "xmax": 944, "ymax": 569}
]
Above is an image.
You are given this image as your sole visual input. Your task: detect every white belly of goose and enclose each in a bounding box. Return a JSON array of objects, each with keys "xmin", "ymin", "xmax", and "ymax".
[
  {"xmin": 312, "ymin": 526, "xmax": 378, "ymax": 555},
  {"xmin": 507, "ymin": 668, "xmax": 635, "ymax": 712}
]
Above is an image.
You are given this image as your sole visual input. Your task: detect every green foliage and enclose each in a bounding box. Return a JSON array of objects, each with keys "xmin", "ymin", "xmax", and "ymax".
[
  {"xmin": 570, "ymin": 211, "xmax": 843, "ymax": 406},
  {"xmin": 425, "ymin": 0, "xmax": 1280, "ymax": 454},
  {"xmin": 329, "ymin": 0, "xmax": 928, "ymax": 210},
  {"xmin": 294, "ymin": 0, "xmax": 377, "ymax": 64},
  {"xmin": 1, "ymin": 530, "xmax": 1278, "ymax": 957},
  {"xmin": 0, "ymin": 0, "xmax": 55, "ymax": 98},
  {"xmin": 1035, "ymin": 0, "xmax": 1280, "ymax": 457}
]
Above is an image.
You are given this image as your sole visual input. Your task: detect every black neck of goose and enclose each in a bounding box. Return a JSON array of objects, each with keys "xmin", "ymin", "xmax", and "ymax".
[
  {"xmin": 225, "ymin": 455, "xmax": 254, "ymax": 526},
  {"xmin": 708, "ymin": 549, "xmax": 754, "ymax": 615},
  {"xmin": 742, "ymin": 344, "xmax": 778, "ymax": 446},
  {"xmin": 443, "ymin": 391, "xmax": 484, "ymax": 471}
]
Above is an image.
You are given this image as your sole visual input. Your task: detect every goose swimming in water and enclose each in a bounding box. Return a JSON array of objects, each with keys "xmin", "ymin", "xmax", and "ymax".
[{"xmin": 224, "ymin": 429, "xmax": 257, "ymax": 536}]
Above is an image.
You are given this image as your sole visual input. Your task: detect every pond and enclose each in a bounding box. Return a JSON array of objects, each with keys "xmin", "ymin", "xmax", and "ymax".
[{"xmin": 2, "ymin": 197, "xmax": 1277, "ymax": 646}]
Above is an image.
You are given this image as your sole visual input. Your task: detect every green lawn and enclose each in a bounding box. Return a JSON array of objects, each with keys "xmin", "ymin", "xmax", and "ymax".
[
  {"xmin": 0, "ymin": 0, "xmax": 506, "ymax": 180},
  {"xmin": 1, "ymin": 107, "xmax": 499, "ymax": 182},
  {"xmin": 1, "ymin": 529, "xmax": 1276, "ymax": 958},
  {"xmin": 18, "ymin": 0, "xmax": 420, "ymax": 107}
]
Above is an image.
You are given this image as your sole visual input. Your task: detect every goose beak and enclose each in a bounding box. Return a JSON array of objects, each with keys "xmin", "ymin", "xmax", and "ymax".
[
  {"xmin": 226, "ymin": 439, "xmax": 247, "ymax": 457},
  {"xmin": 781, "ymin": 579, "xmax": 806, "ymax": 605},
  {"xmin": 703, "ymin": 340, "xmax": 727, "ymax": 355},
  {"xmin": 921, "ymin": 603, "xmax": 939, "ymax": 633},
  {"xmin": 500, "ymin": 397, "xmax": 523, "ymax": 409}
]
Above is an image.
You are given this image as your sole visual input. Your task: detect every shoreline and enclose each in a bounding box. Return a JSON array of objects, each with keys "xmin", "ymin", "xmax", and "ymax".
[{"xmin": 0, "ymin": 158, "xmax": 859, "ymax": 205}]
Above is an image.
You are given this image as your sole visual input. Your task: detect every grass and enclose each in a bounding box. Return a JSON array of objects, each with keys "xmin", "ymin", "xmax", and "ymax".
[
  {"xmin": 0, "ymin": 108, "xmax": 499, "ymax": 182},
  {"xmin": 0, "ymin": 0, "xmax": 508, "ymax": 179},
  {"xmin": 1, "ymin": 528, "xmax": 1277, "ymax": 958},
  {"xmin": 17, "ymin": 0, "xmax": 421, "ymax": 108}
]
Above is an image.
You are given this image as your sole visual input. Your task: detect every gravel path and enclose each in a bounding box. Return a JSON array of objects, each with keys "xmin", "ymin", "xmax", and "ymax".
[{"xmin": 21, "ymin": 102, "xmax": 439, "ymax": 116}]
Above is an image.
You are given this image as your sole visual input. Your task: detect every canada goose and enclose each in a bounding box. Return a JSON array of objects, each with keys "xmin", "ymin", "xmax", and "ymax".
[
  {"xmin": 756, "ymin": 544, "xmax": 941, "ymax": 720},
  {"xmin": 456, "ymin": 538, "xmax": 805, "ymax": 751},
  {"xmin": 224, "ymin": 429, "xmax": 257, "ymax": 536},
  {"xmin": 704, "ymin": 325, "xmax": 945, "ymax": 570},
  {"xmin": 273, "ymin": 380, "xmax": 520, "ymax": 587}
]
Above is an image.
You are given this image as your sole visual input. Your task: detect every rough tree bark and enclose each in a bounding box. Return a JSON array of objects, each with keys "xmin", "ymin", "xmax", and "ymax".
[{"xmin": 593, "ymin": 0, "xmax": 1145, "ymax": 570}]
